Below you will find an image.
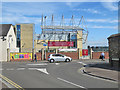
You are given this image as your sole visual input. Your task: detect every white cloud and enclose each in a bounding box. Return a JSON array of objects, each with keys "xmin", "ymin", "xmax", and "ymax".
[
  {"xmin": 74, "ymin": 8, "xmax": 101, "ymax": 14},
  {"xmin": 86, "ymin": 19, "xmax": 107, "ymax": 22},
  {"xmin": 1, "ymin": 2, "xmax": 59, "ymax": 24},
  {"xmin": 1, "ymin": 13, "xmax": 41, "ymax": 24},
  {"xmin": 110, "ymin": 20, "xmax": 118, "ymax": 23},
  {"xmin": 2, "ymin": 0, "xmax": 120, "ymax": 2},
  {"xmin": 87, "ymin": 40, "xmax": 108, "ymax": 46},
  {"xmin": 66, "ymin": 2, "xmax": 72, "ymax": 6},
  {"xmin": 86, "ymin": 19, "xmax": 118, "ymax": 23},
  {"xmin": 88, "ymin": 25, "xmax": 118, "ymax": 29},
  {"xmin": 73, "ymin": 8, "xmax": 101, "ymax": 14},
  {"xmin": 66, "ymin": 2, "xmax": 82, "ymax": 8},
  {"xmin": 2, "ymin": 3, "xmax": 57, "ymax": 16},
  {"xmin": 101, "ymin": 1, "xmax": 118, "ymax": 11}
]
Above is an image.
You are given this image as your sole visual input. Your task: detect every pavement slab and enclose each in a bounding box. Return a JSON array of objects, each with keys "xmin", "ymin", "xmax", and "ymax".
[{"xmin": 85, "ymin": 67, "xmax": 119, "ymax": 81}]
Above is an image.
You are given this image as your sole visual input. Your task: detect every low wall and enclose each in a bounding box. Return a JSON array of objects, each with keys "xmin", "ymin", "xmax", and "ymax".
[
  {"xmin": 46, "ymin": 52, "xmax": 55, "ymax": 60},
  {"xmin": 9, "ymin": 49, "xmax": 89, "ymax": 61},
  {"xmin": 92, "ymin": 52, "xmax": 109, "ymax": 59},
  {"xmin": 36, "ymin": 52, "xmax": 79, "ymax": 60},
  {"xmin": 58, "ymin": 52, "xmax": 79, "ymax": 59},
  {"xmin": 36, "ymin": 52, "xmax": 42, "ymax": 60}
]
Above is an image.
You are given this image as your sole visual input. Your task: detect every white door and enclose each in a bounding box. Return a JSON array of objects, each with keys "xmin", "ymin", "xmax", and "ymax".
[{"xmin": 56, "ymin": 54, "xmax": 65, "ymax": 61}]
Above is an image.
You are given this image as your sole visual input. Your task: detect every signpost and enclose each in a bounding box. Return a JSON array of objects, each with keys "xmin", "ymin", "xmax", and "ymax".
[
  {"xmin": 43, "ymin": 43, "xmax": 47, "ymax": 60},
  {"xmin": 43, "ymin": 43, "xmax": 47, "ymax": 46}
]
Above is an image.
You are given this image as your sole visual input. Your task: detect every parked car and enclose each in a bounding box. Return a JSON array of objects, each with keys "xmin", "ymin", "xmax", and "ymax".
[{"xmin": 48, "ymin": 54, "xmax": 72, "ymax": 63}]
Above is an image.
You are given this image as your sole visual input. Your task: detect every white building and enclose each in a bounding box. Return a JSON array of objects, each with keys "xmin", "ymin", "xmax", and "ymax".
[{"xmin": 0, "ymin": 24, "xmax": 19, "ymax": 62}]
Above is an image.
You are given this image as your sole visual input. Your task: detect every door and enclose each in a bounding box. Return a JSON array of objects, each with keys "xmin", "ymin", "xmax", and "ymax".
[{"xmin": 56, "ymin": 54, "xmax": 65, "ymax": 61}]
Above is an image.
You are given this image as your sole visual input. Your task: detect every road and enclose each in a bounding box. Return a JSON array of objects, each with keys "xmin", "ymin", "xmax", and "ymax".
[{"xmin": 1, "ymin": 60, "xmax": 119, "ymax": 89}]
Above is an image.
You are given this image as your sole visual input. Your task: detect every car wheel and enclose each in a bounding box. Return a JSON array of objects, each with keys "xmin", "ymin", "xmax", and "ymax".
[
  {"xmin": 65, "ymin": 58, "xmax": 70, "ymax": 62},
  {"xmin": 50, "ymin": 59, "xmax": 54, "ymax": 63}
]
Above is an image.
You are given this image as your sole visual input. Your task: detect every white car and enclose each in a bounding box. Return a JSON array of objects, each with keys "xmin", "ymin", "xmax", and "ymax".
[{"xmin": 48, "ymin": 54, "xmax": 72, "ymax": 63}]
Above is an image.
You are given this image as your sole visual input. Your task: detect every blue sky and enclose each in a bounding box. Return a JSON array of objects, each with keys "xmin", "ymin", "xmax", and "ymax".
[{"xmin": 1, "ymin": 1, "xmax": 119, "ymax": 46}]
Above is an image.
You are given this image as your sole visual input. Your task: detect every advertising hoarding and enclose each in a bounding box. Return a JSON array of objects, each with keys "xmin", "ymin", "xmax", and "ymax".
[
  {"xmin": 48, "ymin": 41, "xmax": 74, "ymax": 47},
  {"xmin": 10, "ymin": 53, "xmax": 32, "ymax": 60},
  {"xmin": 82, "ymin": 49, "xmax": 88, "ymax": 56}
]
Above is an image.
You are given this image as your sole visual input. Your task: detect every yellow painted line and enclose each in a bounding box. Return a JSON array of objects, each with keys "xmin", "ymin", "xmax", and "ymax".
[
  {"xmin": 1, "ymin": 75, "xmax": 23, "ymax": 89},
  {"xmin": 1, "ymin": 75, "xmax": 22, "ymax": 89},
  {"xmin": 77, "ymin": 67, "xmax": 85, "ymax": 73},
  {"xmin": 79, "ymin": 67, "xmax": 85, "ymax": 71},
  {"xmin": 1, "ymin": 75, "xmax": 21, "ymax": 88},
  {"xmin": 0, "ymin": 74, "xmax": 24, "ymax": 90}
]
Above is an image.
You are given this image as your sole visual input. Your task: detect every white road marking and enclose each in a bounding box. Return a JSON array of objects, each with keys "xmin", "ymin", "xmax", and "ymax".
[
  {"xmin": 17, "ymin": 68, "xmax": 25, "ymax": 70},
  {"xmin": 0, "ymin": 69, "xmax": 3, "ymax": 70},
  {"xmin": 65, "ymin": 63, "xmax": 69, "ymax": 64},
  {"xmin": 49, "ymin": 63, "xmax": 55, "ymax": 64},
  {"xmin": 28, "ymin": 68, "xmax": 39, "ymax": 70},
  {"xmin": 6, "ymin": 68, "xmax": 14, "ymax": 70},
  {"xmin": 37, "ymin": 68, "xmax": 49, "ymax": 75},
  {"xmin": 26, "ymin": 63, "xmax": 47, "ymax": 66},
  {"xmin": 78, "ymin": 62, "xmax": 87, "ymax": 65},
  {"xmin": 55, "ymin": 63, "xmax": 60, "ymax": 65},
  {"xmin": 57, "ymin": 77, "xmax": 86, "ymax": 89}
]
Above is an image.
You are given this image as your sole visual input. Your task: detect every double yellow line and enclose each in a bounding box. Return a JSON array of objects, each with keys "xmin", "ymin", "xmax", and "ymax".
[{"xmin": 0, "ymin": 74, "xmax": 24, "ymax": 90}]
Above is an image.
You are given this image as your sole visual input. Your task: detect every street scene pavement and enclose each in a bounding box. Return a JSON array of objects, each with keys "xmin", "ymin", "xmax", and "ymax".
[{"xmin": 0, "ymin": 59, "xmax": 119, "ymax": 89}]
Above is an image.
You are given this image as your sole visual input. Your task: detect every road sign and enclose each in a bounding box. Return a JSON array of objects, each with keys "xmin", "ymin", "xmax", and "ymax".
[{"xmin": 43, "ymin": 43, "xmax": 47, "ymax": 46}]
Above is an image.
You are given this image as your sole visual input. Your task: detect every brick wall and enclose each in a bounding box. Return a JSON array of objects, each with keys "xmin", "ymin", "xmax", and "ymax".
[
  {"xmin": 46, "ymin": 52, "xmax": 55, "ymax": 60},
  {"xmin": 58, "ymin": 52, "xmax": 79, "ymax": 59},
  {"xmin": 36, "ymin": 52, "xmax": 79, "ymax": 60},
  {"xmin": 46, "ymin": 52, "xmax": 78, "ymax": 60},
  {"xmin": 36, "ymin": 52, "xmax": 42, "ymax": 60},
  {"xmin": 92, "ymin": 52, "xmax": 109, "ymax": 59}
]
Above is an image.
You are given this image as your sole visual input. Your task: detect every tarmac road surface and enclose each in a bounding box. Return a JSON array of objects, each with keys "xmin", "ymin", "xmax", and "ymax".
[{"xmin": 1, "ymin": 60, "xmax": 119, "ymax": 89}]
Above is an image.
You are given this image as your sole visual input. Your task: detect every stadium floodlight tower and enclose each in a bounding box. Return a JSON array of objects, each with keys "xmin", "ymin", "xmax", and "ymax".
[{"xmin": 37, "ymin": 14, "xmax": 88, "ymax": 49}]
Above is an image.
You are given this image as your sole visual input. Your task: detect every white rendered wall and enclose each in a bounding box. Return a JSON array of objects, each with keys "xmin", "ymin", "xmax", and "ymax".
[
  {"xmin": 0, "ymin": 25, "xmax": 19, "ymax": 62},
  {"xmin": 6, "ymin": 25, "xmax": 19, "ymax": 52},
  {"xmin": 0, "ymin": 36, "xmax": 7, "ymax": 61}
]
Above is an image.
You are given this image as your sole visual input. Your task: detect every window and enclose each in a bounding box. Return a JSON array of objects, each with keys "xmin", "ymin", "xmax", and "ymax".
[
  {"xmin": 11, "ymin": 38, "xmax": 13, "ymax": 42},
  {"xmin": 17, "ymin": 25, "xmax": 20, "ymax": 31},
  {"xmin": 9, "ymin": 35, "xmax": 12, "ymax": 37},
  {"xmin": 52, "ymin": 54, "xmax": 56, "ymax": 56},
  {"xmin": 16, "ymin": 25, "xmax": 21, "ymax": 47},
  {"xmin": 44, "ymin": 35, "xmax": 46, "ymax": 37},
  {"xmin": 52, "ymin": 54, "xmax": 64, "ymax": 57}
]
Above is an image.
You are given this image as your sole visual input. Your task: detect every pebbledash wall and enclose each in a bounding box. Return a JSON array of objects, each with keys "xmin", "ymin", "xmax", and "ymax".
[{"xmin": 108, "ymin": 33, "xmax": 120, "ymax": 67}]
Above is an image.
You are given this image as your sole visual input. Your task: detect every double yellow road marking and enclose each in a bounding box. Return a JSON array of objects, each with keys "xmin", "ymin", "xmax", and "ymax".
[
  {"xmin": 0, "ymin": 74, "xmax": 24, "ymax": 90},
  {"xmin": 77, "ymin": 67, "xmax": 86, "ymax": 74}
]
